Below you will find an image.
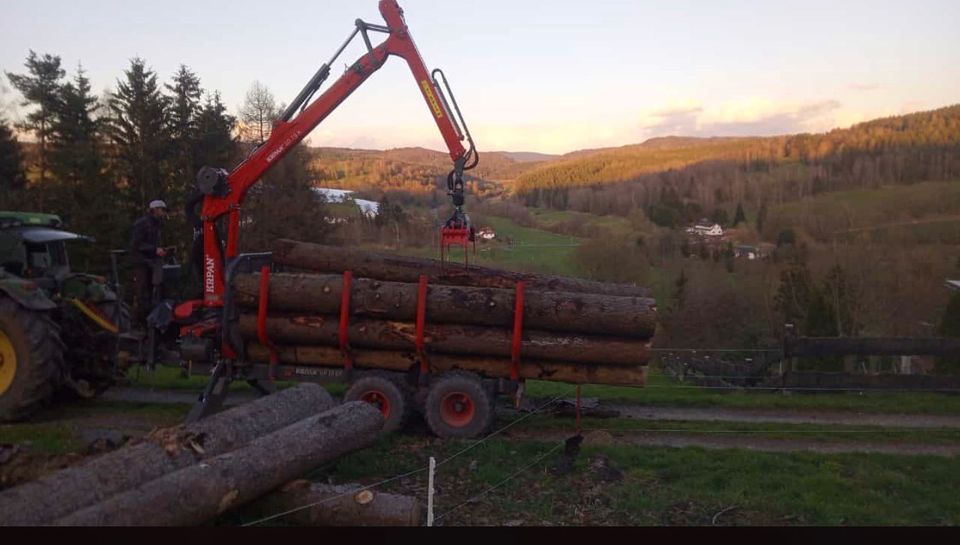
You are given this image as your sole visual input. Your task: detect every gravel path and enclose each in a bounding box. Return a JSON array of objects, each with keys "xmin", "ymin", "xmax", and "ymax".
[
  {"xmin": 604, "ymin": 404, "xmax": 960, "ymax": 429},
  {"xmin": 508, "ymin": 430, "xmax": 960, "ymax": 457}
]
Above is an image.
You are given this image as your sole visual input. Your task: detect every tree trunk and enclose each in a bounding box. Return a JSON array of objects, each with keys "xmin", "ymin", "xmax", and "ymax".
[
  {"xmin": 234, "ymin": 272, "xmax": 656, "ymax": 339},
  {"xmin": 247, "ymin": 344, "xmax": 649, "ymax": 386},
  {"xmin": 0, "ymin": 384, "xmax": 334, "ymax": 526},
  {"xmin": 240, "ymin": 314, "xmax": 650, "ymax": 367},
  {"xmin": 272, "ymin": 239, "xmax": 653, "ymax": 298},
  {"xmin": 244, "ymin": 480, "xmax": 421, "ymax": 526},
  {"xmin": 54, "ymin": 402, "xmax": 384, "ymax": 526}
]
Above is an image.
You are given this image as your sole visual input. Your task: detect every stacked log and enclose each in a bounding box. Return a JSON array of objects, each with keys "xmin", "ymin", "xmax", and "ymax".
[
  {"xmin": 0, "ymin": 383, "xmax": 335, "ymax": 526},
  {"xmin": 235, "ymin": 240, "xmax": 657, "ymax": 386},
  {"xmin": 1, "ymin": 385, "xmax": 387, "ymax": 526},
  {"xmin": 54, "ymin": 402, "xmax": 384, "ymax": 526}
]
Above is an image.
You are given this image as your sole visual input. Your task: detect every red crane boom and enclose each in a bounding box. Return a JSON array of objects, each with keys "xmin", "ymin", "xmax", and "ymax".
[{"xmin": 192, "ymin": 0, "xmax": 477, "ymax": 308}]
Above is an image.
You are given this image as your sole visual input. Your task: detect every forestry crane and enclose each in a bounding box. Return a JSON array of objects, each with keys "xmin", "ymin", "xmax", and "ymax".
[{"xmin": 177, "ymin": 0, "xmax": 478, "ymax": 420}]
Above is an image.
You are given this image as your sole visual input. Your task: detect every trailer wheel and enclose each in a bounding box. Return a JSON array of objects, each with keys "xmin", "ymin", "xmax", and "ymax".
[
  {"xmin": 425, "ymin": 371, "xmax": 495, "ymax": 439},
  {"xmin": 344, "ymin": 374, "xmax": 410, "ymax": 434}
]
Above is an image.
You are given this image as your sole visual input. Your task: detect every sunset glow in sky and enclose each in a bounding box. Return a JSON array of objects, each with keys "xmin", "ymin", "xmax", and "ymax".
[{"xmin": 2, "ymin": 0, "xmax": 958, "ymax": 154}]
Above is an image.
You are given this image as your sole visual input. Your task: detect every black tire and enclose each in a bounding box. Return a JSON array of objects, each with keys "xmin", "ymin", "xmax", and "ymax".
[
  {"xmin": 0, "ymin": 297, "xmax": 66, "ymax": 422},
  {"xmin": 344, "ymin": 373, "xmax": 411, "ymax": 434},
  {"xmin": 424, "ymin": 371, "xmax": 495, "ymax": 439}
]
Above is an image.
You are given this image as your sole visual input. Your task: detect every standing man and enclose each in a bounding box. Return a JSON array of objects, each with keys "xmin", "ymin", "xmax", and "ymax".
[{"xmin": 129, "ymin": 200, "xmax": 167, "ymax": 326}]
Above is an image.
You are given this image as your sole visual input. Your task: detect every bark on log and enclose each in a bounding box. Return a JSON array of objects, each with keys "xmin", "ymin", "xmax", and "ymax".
[
  {"xmin": 0, "ymin": 384, "xmax": 334, "ymax": 526},
  {"xmin": 54, "ymin": 402, "xmax": 384, "ymax": 526},
  {"xmin": 245, "ymin": 480, "xmax": 421, "ymax": 526},
  {"xmin": 272, "ymin": 238, "xmax": 652, "ymax": 298},
  {"xmin": 240, "ymin": 314, "xmax": 649, "ymax": 367},
  {"xmin": 247, "ymin": 344, "xmax": 649, "ymax": 386},
  {"xmin": 234, "ymin": 272, "xmax": 656, "ymax": 339}
]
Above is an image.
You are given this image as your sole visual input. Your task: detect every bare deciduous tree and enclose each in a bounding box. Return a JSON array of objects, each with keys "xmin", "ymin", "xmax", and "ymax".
[{"xmin": 238, "ymin": 81, "xmax": 277, "ymax": 145}]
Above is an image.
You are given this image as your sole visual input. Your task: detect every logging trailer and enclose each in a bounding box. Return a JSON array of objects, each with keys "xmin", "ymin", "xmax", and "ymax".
[{"xmin": 155, "ymin": 1, "xmax": 651, "ymax": 438}]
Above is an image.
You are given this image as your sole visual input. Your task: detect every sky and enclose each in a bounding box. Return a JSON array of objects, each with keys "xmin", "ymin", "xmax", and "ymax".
[{"xmin": 1, "ymin": 0, "xmax": 958, "ymax": 155}]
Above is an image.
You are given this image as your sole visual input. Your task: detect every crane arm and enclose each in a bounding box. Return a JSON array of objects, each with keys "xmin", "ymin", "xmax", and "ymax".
[{"xmin": 195, "ymin": 0, "xmax": 476, "ymax": 306}]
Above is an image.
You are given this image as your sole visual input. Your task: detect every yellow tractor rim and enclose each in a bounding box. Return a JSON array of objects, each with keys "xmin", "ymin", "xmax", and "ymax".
[{"xmin": 0, "ymin": 329, "xmax": 16, "ymax": 396}]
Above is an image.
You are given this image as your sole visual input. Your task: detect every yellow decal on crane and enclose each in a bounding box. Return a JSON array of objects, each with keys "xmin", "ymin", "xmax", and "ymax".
[{"xmin": 421, "ymin": 80, "xmax": 445, "ymax": 119}]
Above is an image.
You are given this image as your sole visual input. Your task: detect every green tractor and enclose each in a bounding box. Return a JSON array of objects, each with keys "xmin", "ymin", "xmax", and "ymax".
[{"xmin": 0, "ymin": 211, "xmax": 130, "ymax": 421}]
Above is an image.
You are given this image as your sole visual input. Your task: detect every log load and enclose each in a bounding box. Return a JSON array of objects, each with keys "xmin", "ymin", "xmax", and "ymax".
[
  {"xmin": 54, "ymin": 401, "xmax": 383, "ymax": 526},
  {"xmin": 0, "ymin": 384, "xmax": 334, "ymax": 526},
  {"xmin": 234, "ymin": 272, "xmax": 656, "ymax": 339},
  {"xmin": 244, "ymin": 480, "xmax": 421, "ymax": 526},
  {"xmin": 247, "ymin": 344, "xmax": 649, "ymax": 386},
  {"xmin": 272, "ymin": 238, "xmax": 653, "ymax": 298},
  {"xmin": 239, "ymin": 314, "xmax": 650, "ymax": 367}
]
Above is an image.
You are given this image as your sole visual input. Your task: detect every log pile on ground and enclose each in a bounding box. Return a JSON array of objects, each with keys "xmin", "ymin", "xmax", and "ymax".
[
  {"xmin": 237, "ymin": 239, "xmax": 656, "ymax": 386},
  {"xmin": 0, "ymin": 384, "xmax": 396, "ymax": 526}
]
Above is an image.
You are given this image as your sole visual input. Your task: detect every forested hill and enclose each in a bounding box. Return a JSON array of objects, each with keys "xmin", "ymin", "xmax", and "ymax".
[
  {"xmin": 514, "ymin": 105, "xmax": 960, "ymax": 195},
  {"xmin": 306, "ymin": 146, "xmax": 548, "ymax": 193}
]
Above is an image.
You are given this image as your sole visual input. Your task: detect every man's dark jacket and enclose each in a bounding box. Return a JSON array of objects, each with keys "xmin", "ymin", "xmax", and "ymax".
[{"xmin": 130, "ymin": 215, "xmax": 163, "ymax": 264}]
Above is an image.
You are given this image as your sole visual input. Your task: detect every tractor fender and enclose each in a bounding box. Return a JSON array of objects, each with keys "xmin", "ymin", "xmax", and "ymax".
[{"xmin": 0, "ymin": 280, "xmax": 57, "ymax": 311}]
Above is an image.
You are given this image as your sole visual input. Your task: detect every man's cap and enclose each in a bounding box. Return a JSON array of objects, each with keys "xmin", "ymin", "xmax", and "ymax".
[{"xmin": 149, "ymin": 200, "xmax": 168, "ymax": 210}]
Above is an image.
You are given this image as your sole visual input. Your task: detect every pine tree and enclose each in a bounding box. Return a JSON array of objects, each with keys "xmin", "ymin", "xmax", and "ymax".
[
  {"xmin": 47, "ymin": 65, "xmax": 116, "ymax": 266},
  {"xmin": 0, "ymin": 117, "xmax": 25, "ymax": 203},
  {"xmin": 937, "ymin": 292, "xmax": 960, "ymax": 373},
  {"xmin": 733, "ymin": 202, "xmax": 746, "ymax": 226},
  {"xmin": 195, "ymin": 91, "xmax": 237, "ymax": 170},
  {"xmin": 165, "ymin": 65, "xmax": 202, "ymax": 184},
  {"xmin": 774, "ymin": 252, "xmax": 813, "ymax": 329},
  {"xmin": 50, "ymin": 65, "xmax": 101, "ymax": 185},
  {"xmin": 104, "ymin": 58, "xmax": 170, "ymax": 214},
  {"xmin": 756, "ymin": 203, "xmax": 768, "ymax": 235},
  {"xmin": 672, "ymin": 268, "xmax": 688, "ymax": 310},
  {"xmin": 5, "ymin": 51, "xmax": 65, "ymax": 187}
]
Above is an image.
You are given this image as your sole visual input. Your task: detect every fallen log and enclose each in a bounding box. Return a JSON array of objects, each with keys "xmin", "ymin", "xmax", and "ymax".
[
  {"xmin": 54, "ymin": 402, "xmax": 384, "ymax": 526},
  {"xmin": 272, "ymin": 238, "xmax": 653, "ymax": 298},
  {"xmin": 247, "ymin": 344, "xmax": 649, "ymax": 386},
  {"xmin": 244, "ymin": 480, "xmax": 421, "ymax": 526},
  {"xmin": 240, "ymin": 314, "xmax": 650, "ymax": 367},
  {"xmin": 0, "ymin": 384, "xmax": 334, "ymax": 526},
  {"xmin": 234, "ymin": 272, "xmax": 656, "ymax": 339}
]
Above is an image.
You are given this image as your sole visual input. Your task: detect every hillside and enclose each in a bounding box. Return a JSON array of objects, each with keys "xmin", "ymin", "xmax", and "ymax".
[
  {"xmin": 514, "ymin": 105, "xmax": 960, "ymax": 194},
  {"xmin": 305, "ymin": 146, "xmax": 548, "ymax": 194}
]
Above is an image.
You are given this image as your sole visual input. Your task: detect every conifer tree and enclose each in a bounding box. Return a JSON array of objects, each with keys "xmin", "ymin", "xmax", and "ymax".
[
  {"xmin": 0, "ymin": 118, "xmax": 25, "ymax": 203},
  {"xmin": 5, "ymin": 51, "xmax": 65, "ymax": 187}
]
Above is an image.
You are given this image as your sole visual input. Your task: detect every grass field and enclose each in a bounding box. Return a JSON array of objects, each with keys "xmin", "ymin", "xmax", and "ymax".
[
  {"xmin": 768, "ymin": 181, "xmax": 960, "ymax": 243},
  {"xmin": 403, "ymin": 215, "xmax": 585, "ymax": 276},
  {"xmin": 318, "ymin": 434, "xmax": 960, "ymax": 526},
  {"xmin": 525, "ymin": 376, "xmax": 960, "ymax": 415}
]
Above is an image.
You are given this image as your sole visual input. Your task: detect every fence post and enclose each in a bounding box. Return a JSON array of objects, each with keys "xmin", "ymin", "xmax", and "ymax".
[{"xmin": 426, "ymin": 456, "xmax": 436, "ymax": 527}]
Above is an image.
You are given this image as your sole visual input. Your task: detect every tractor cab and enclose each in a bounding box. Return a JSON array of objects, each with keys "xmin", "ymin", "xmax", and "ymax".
[{"xmin": 0, "ymin": 212, "xmax": 91, "ymax": 287}]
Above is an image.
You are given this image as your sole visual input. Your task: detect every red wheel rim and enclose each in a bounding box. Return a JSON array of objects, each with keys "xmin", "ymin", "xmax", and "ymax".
[
  {"xmin": 361, "ymin": 390, "xmax": 391, "ymax": 419},
  {"xmin": 440, "ymin": 392, "xmax": 476, "ymax": 428}
]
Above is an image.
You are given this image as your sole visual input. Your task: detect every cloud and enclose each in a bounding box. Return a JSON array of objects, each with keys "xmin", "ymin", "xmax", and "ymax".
[
  {"xmin": 640, "ymin": 98, "xmax": 843, "ymax": 137},
  {"xmin": 849, "ymin": 83, "xmax": 880, "ymax": 91}
]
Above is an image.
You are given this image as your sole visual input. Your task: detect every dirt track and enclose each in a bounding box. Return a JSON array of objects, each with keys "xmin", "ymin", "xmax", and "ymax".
[{"xmin": 508, "ymin": 430, "xmax": 960, "ymax": 457}]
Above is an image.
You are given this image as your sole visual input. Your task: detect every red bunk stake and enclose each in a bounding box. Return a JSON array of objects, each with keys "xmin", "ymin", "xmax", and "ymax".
[
  {"xmin": 416, "ymin": 275, "xmax": 430, "ymax": 376},
  {"xmin": 339, "ymin": 270, "xmax": 354, "ymax": 372},
  {"xmin": 510, "ymin": 281, "xmax": 526, "ymax": 381},
  {"xmin": 256, "ymin": 265, "xmax": 279, "ymax": 380}
]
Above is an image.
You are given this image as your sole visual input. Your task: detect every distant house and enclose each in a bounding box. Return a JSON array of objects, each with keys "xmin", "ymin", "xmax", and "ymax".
[
  {"xmin": 735, "ymin": 245, "xmax": 760, "ymax": 260},
  {"xmin": 685, "ymin": 221, "xmax": 724, "ymax": 238},
  {"xmin": 477, "ymin": 226, "xmax": 496, "ymax": 241},
  {"xmin": 734, "ymin": 243, "xmax": 773, "ymax": 260},
  {"xmin": 312, "ymin": 187, "xmax": 380, "ymax": 220}
]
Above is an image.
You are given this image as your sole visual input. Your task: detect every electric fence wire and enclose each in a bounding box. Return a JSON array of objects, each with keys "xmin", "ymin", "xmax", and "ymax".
[{"xmin": 241, "ymin": 395, "xmax": 565, "ymax": 526}]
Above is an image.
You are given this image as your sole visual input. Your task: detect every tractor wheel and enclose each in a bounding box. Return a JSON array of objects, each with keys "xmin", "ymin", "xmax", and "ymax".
[
  {"xmin": 344, "ymin": 373, "xmax": 411, "ymax": 434},
  {"xmin": 424, "ymin": 371, "xmax": 495, "ymax": 439},
  {"xmin": 0, "ymin": 297, "xmax": 66, "ymax": 422}
]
